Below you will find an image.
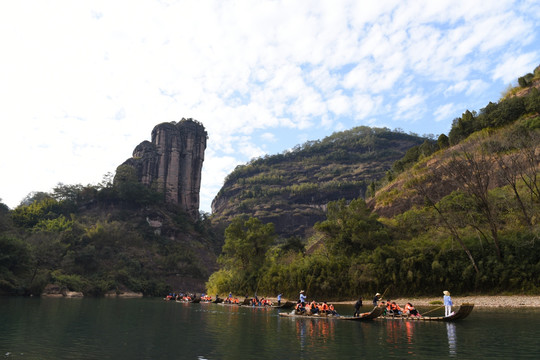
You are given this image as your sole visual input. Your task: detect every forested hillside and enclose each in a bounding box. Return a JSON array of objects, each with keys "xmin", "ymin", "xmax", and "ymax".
[
  {"xmin": 206, "ymin": 66, "xmax": 540, "ymax": 300},
  {"xmin": 212, "ymin": 127, "xmax": 433, "ymax": 238},
  {"xmin": 0, "ymin": 175, "xmax": 220, "ymax": 297}
]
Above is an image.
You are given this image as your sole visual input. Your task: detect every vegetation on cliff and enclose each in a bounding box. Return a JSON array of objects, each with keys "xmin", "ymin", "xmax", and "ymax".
[
  {"xmin": 212, "ymin": 126, "xmax": 432, "ymax": 238},
  {"xmin": 206, "ymin": 66, "xmax": 540, "ymax": 300}
]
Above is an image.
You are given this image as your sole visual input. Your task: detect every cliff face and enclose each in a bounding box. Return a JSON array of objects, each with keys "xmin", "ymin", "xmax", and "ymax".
[{"xmin": 121, "ymin": 118, "xmax": 207, "ymax": 219}]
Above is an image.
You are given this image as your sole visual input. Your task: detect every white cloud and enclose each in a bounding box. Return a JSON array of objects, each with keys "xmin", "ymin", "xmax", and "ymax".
[
  {"xmin": 492, "ymin": 52, "xmax": 540, "ymax": 83},
  {"xmin": 434, "ymin": 103, "xmax": 457, "ymax": 122},
  {"xmin": 0, "ymin": 0, "xmax": 538, "ymax": 212},
  {"xmin": 395, "ymin": 93, "xmax": 427, "ymax": 120}
]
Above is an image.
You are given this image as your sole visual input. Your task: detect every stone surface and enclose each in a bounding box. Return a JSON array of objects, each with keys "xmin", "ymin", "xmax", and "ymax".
[{"xmin": 120, "ymin": 118, "xmax": 207, "ymax": 219}]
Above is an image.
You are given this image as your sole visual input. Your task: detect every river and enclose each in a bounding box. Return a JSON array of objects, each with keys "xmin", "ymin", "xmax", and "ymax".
[{"xmin": 1, "ymin": 297, "xmax": 538, "ymax": 359}]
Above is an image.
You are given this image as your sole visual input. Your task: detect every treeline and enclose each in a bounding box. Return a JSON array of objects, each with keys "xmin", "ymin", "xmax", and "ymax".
[
  {"xmin": 207, "ymin": 181, "xmax": 539, "ymax": 300},
  {"xmin": 222, "ymin": 127, "xmax": 428, "ymax": 187},
  {"xmin": 0, "ymin": 175, "xmax": 218, "ymax": 296}
]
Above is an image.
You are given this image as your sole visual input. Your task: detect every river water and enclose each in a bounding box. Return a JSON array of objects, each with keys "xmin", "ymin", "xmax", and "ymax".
[{"xmin": 1, "ymin": 297, "xmax": 538, "ymax": 359}]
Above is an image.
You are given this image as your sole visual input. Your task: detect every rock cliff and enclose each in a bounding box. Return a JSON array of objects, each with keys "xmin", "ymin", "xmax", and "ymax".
[{"xmin": 120, "ymin": 118, "xmax": 207, "ymax": 219}]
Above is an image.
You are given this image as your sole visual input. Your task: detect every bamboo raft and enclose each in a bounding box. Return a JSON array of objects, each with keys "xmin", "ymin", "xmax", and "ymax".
[
  {"xmin": 380, "ymin": 303, "xmax": 474, "ymax": 322},
  {"xmin": 279, "ymin": 305, "xmax": 384, "ymax": 321}
]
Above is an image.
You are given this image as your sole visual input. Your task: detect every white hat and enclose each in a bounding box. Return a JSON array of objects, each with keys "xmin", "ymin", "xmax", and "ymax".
[
  {"xmin": 375, "ymin": 293, "xmax": 381, "ymax": 296},
  {"xmin": 443, "ymin": 290, "xmax": 450, "ymax": 296},
  {"xmin": 300, "ymin": 290, "xmax": 304, "ymax": 293}
]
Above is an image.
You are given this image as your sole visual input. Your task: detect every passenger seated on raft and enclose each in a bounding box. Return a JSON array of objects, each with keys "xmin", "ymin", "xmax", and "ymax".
[
  {"xmin": 404, "ymin": 302, "xmax": 420, "ymax": 317},
  {"xmin": 321, "ymin": 302, "xmax": 329, "ymax": 314},
  {"xmin": 295, "ymin": 301, "xmax": 306, "ymax": 314},
  {"xmin": 386, "ymin": 301, "xmax": 402, "ymax": 315},
  {"xmin": 309, "ymin": 301, "xmax": 319, "ymax": 314},
  {"xmin": 328, "ymin": 304, "xmax": 338, "ymax": 316}
]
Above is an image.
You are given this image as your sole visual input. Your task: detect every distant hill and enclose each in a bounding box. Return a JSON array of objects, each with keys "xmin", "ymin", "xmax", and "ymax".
[
  {"xmin": 205, "ymin": 66, "xmax": 540, "ymax": 300},
  {"xmin": 211, "ymin": 127, "xmax": 432, "ymax": 238}
]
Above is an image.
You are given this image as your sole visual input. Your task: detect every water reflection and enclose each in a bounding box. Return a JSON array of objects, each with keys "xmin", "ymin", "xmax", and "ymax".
[
  {"xmin": 446, "ymin": 323, "xmax": 457, "ymax": 357},
  {"xmin": 3, "ymin": 299, "xmax": 540, "ymax": 359},
  {"xmin": 295, "ymin": 318, "xmax": 336, "ymax": 347},
  {"xmin": 383, "ymin": 320, "xmax": 418, "ymax": 356}
]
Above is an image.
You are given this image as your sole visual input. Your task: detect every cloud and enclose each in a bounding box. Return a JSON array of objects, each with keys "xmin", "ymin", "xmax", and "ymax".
[
  {"xmin": 395, "ymin": 93, "xmax": 427, "ymax": 120},
  {"xmin": 434, "ymin": 103, "xmax": 457, "ymax": 122},
  {"xmin": 492, "ymin": 52, "xmax": 540, "ymax": 83},
  {"xmin": 0, "ymin": 0, "xmax": 538, "ymax": 212}
]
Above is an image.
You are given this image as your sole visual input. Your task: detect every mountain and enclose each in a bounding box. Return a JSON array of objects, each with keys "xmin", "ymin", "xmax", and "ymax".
[
  {"xmin": 204, "ymin": 66, "xmax": 540, "ymax": 300},
  {"xmin": 211, "ymin": 127, "xmax": 432, "ymax": 238}
]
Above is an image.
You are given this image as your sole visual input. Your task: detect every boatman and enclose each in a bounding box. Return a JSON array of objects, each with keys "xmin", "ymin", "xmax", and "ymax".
[
  {"xmin": 299, "ymin": 290, "xmax": 306, "ymax": 307},
  {"xmin": 443, "ymin": 290, "xmax": 453, "ymax": 317},
  {"xmin": 373, "ymin": 292, "xmax": 381, "ymax": 306},
  {"xmin": 277, "ymin": 293, "xmax": 282, "ymax": 306},
  {"xmin": 354, "ymin": 297, "xmax": 363, "ymax": 317}
]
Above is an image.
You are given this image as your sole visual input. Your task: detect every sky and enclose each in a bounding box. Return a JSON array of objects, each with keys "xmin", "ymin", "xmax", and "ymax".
[{"xmin": 0, "ymin": 0, "xmax": 539, "ymax": 213}]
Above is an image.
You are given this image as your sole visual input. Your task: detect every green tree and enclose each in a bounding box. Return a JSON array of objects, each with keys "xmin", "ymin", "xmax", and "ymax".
[
  {"xmin": 315, "ymin": 198, "xmax": 390, "ymax": 256},
  {"xmin": 0, "ymin": 235, "xmax": 31, "ymax": 294},
  {"xmin": 437, "ymin": 133, "xmax": 449, "ymax": 150},
  {"xmin": 218, "ymin": 217, "xmax": 276, "ymax": 293}
]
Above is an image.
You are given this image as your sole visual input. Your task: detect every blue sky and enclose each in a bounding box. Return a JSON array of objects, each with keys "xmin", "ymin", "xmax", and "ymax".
[{"xmin": 0, "ymin": 0, "xmax": 539, "ymax": 213}]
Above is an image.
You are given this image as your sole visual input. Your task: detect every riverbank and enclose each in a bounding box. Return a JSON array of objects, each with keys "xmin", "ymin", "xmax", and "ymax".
[{"xmin": 334, "ymin": 295, "xmax": 540, "ymax": 308}]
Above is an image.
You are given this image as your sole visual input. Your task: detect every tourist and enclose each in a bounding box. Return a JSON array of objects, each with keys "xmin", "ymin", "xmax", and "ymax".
[
  {"xmin": 309, "ymin": 301, "xmax": 319, "ymax": 314},
  {"xmin": 392, "ymin": 302, "xmax": 403, "ymax": 315},
  {"xmin": 321, "ymin": 302, "xmax": 329, "ymax": 314},
  {"xmin": 444, "ymin": 290, "xmax": 453, "ymax": 317},
  {"xmin": 404, "ymin": 302, "xmax": 420, "ymax": 316}
]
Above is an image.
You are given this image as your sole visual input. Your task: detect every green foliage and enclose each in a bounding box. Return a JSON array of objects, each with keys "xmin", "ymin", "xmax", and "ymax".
[
  {"xmin": 50, "ymin": 270, "xmax": 87, "ymax": 292},
  {"xmin": 0, "ymin": 235, "xmax": 32, "ymax": 294},
  {"xmin": 11, "ymin": 197, "xmax": 63, "ymax": 228},
  {"xmin": 448, "ymin": 65, "xmax": 540, "ymax": 145},
  {"xmin": 518, "ymin": 73, "xmax": 534, "ymax": 88},
  {"xmin": 437, "ymin": 133, "xmax": 449, "ymax": 149},
  {"xmin": 33, "ymin": 215, "xmax": 73, "ymax": 233},
  {"xmin": 214, "ymin": 126, "xmax": 427, "ymax": 239},
  {"xmin": 315, "ymin": 198, "xmax": 390, "ymax": 255}
]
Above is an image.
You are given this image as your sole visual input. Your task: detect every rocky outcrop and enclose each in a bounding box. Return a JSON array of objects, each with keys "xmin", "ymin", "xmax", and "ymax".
[{"xmin": 120, "ymin": 118, "xmax": 207, "ymax": 219}]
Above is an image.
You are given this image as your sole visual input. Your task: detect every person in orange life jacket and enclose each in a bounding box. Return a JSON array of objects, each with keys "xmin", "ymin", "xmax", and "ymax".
[
  {"xmin": 404, "ymin": 302, "xmax": 419, "ymax": 316},
  {"xmin": 386, "ymin": 300, "xmax": 401, "ymax": 315},
  {"xmin": 309, "ymin": 301, "xmax": 319, "ymax": 314},
  {"xmin": 386, "ymin": 300, "xmax": 393, "ymax": 313},
  {"xmin": 321, "ymin": 302, "xmax": 329, "ymax": 314},
  {"xmin": 392, "ymin": 302, "xmax": 403, "ymax": 315}
]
